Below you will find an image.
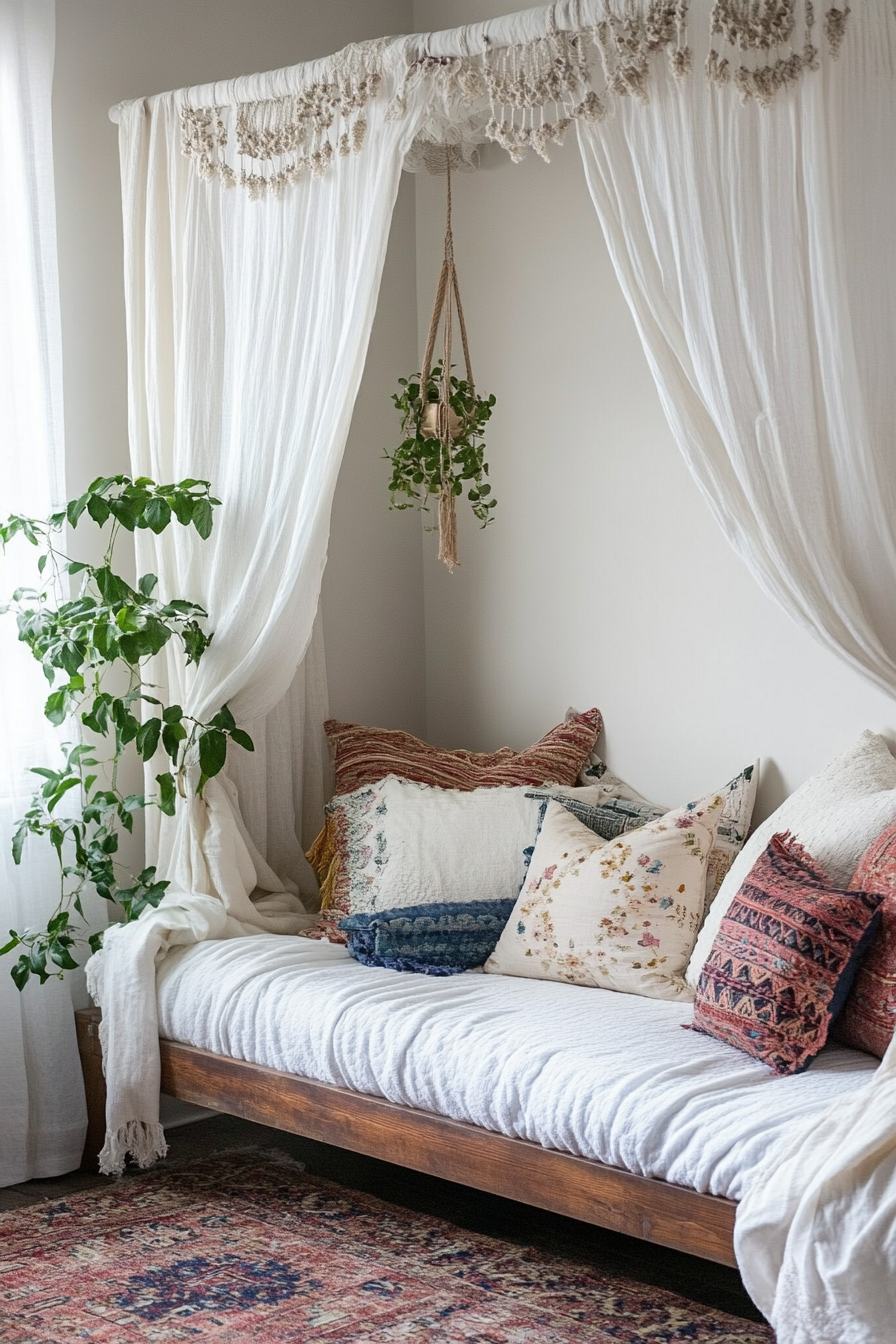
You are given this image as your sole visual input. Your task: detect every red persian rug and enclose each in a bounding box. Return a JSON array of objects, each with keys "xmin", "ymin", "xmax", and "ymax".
[{"xmin": 0, "ymin": 1150, "xmax": 772, "ymax": 1342}]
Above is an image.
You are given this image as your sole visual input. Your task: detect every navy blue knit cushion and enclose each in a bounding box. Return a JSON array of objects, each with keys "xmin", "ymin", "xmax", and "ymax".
[{"xmin": 339, "ymin": 900, "xmax": 516, "ymax": 976}]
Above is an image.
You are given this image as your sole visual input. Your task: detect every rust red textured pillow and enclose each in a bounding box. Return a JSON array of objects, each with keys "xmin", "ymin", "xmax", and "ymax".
[
  {"xmin": 324, "ymin": 709, "xmax": 603, "ymax": 796},
  {"xmin": 691, "ymin": 832, "xmax": 883, "ymax": 1075},
  {"xmin": 833, "ymin": 817, "xmax": 896, "ymax": 1057}
]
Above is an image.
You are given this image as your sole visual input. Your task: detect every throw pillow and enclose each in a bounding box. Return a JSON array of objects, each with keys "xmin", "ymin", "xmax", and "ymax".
[
  {"xmin": 832, "ymin": 817, "xmax": 896, "ymax": 1058},
  {"xmin": 339, "ymin": 899, "xmax": 516, "ymax": 975},
  {"xmin": 325, "ymin": 708, "xmax": 602, "ymax": 796},
  {"xmin": 307, "ymin": 777, "xmax": 545, "ymax": 940},
  {"xmin": 484, "ymin": 787, "xmax": 733, "ymax": 1001},
  {"xmin": 686, "ymin": 731, "xmax": 896, "ymax": 987},
  {"xmin": 691, "ymin": 832, "xmax": 883, "ymax": 1075},
  {"xmin": 530, "ymin": 761, "xmax": 758, "ymax": 920}
]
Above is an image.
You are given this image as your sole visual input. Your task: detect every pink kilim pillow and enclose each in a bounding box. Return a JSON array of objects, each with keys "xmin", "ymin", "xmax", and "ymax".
[
  {"xmin": 834, "ymin": 817, "xmax": 896, "ymax": 1058},
  {"xmin": 692, "ymin": 832, "xmax": 883, "ymax": 1075}
]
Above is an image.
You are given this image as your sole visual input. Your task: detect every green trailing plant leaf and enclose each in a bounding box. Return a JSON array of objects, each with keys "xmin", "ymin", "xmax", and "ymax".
[
  {"xmin": 385, "ymin": 362, "xmax": 497, "ymax": 529},
  {"xmin": 155, "ymin": 772, "xmax": 176, "ymax": 816},
  {"xmin": 0, "ymin": 474, "xmax": 251, "ymax": 989}
]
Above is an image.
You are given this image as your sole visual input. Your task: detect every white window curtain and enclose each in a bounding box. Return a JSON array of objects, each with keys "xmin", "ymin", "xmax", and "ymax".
[{"xmin": 0, "ymin": 0, "xmax": 87, "ymax": 1185}]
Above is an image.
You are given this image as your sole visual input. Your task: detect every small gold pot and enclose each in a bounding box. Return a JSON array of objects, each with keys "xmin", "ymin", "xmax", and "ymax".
[{"xmin": 421, "ymin": 401, "xmax": 462, "ymax": 441}]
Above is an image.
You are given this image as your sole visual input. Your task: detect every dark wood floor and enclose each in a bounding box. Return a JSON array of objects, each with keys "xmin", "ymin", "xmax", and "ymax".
[{"xmin": 0, "ymin": 1113, "xmax": 764, "ymax": 1325}]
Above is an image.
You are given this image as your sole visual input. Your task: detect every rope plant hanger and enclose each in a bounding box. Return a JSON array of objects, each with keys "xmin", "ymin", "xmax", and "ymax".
[{"xmin": 386, "ymin": 154, "xmax": 496, "ymax": 570}]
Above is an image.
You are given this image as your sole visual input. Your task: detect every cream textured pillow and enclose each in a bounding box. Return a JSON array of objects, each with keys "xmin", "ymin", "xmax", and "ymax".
[
  {"xmin": 485, "ymin": 787, "xmax": 734, "ymax": 1001},
  {"xmin": 686, "ymin": 730, "xmax": 896, "ymax": 988},
  {"xmin": 321, "ymin": 776, "xmax": 544, "ymax": 923}
]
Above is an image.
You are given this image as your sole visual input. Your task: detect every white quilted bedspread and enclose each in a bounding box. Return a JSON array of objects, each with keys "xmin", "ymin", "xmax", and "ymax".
[{"xmin": 156, "ymin": 935, "xmax": 876, "ymax": 1202}]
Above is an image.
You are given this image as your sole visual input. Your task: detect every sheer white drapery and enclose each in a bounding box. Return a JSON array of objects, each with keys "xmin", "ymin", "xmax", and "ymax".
[
  {"xmin": 0, "ymin": 0, "xmax": 87, "ymax": 1185},
  {"xmin": 576, "ymin": 1, "xmax": 896, "ymax": 701},
  {"xmin": 570, "ymin": 6, "xmax": 896, "ymax": 1340},
  {"xmin": 87, "ymin": 63, "xmax": 436, "ymax": 1174}
]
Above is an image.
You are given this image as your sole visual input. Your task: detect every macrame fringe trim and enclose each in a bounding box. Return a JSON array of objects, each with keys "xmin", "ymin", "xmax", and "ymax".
[
  {"xmin": 438, "ymin": 485, "xmax": 460, "ymax": 571},
  {"xmin": 179, "ymin": 4, "xmax": 852, "ymax": 192},
  {"xmin": 98, "ymin": 1120, "xmax": 169, "ymax": 1177}
]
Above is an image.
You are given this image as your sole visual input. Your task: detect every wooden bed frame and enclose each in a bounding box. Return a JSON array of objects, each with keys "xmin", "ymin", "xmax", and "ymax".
[{"xmin": 75, "ymin": 1007, "xmax": 737, "ymax": 1268}]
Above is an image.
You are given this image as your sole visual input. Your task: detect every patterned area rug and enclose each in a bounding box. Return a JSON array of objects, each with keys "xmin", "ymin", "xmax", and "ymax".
[{"xmin": 0, "ymin": 1149, "xmax": 773, "ymax": 1342}]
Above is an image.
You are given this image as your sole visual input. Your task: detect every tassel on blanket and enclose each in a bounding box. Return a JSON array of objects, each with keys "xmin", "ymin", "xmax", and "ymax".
[{"xmin": 99, "ymin": 1119, "xmax": 169, "ymax": 1177}]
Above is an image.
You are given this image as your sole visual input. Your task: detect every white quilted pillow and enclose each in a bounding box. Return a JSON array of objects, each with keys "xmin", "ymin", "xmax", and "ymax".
[
  {"xmin": 686, "ymin": 730, "xmax": 896, "ymax": 987},
  {"xmin": 332, "ymin": 776, "xmax": 544, "ymax": 917}
]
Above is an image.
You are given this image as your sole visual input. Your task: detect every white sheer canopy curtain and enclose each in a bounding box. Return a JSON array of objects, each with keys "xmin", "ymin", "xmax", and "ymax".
[
  {"xmin": 0, "ymin": 0, "xmax": 87, "ymax": 1185},
  {"xmin": 576, "ymin": 0, "xmax": 896, "ymax": 700},
  {"xmin": 571, "ymin": 5, "xmax": 896, "ymax": 1341},
  {"xmin": 87, "ymin": 54, "xmax": 436, "ymax": 1175}
]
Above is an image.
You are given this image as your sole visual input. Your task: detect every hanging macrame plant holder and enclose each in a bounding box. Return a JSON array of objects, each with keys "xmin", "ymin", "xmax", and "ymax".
[{"xmin": 420, "ymin": 159, "xmax": 474, "ymax": 571}]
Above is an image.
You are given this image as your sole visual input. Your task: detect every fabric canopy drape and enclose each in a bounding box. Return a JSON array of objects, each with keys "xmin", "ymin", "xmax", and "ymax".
[
  {"xmin": 569, "ymin": 7, "xmax": 896, "ymax": 1339},
  {"xmin": 576, "ymin": 0, "xmax": 896, "ymax": 703},
  {"xmin": 88, "ymin": 64, "xmax": 437, "ymax": 1175},
  {"xmin": 0, "ymin": 0, "xmax": 87, "ymax": 1184}
]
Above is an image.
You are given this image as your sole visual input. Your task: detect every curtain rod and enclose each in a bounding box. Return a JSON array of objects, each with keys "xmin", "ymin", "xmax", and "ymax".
[{"xmin": 107, "ymin": 0, "xmax": 584, "ymax": 123}]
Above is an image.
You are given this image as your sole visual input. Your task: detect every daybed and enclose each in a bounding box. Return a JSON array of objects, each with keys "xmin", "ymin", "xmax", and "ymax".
[{"xmin": 76, "ymin": 933, "xmax": 878, "ymax": 1269}]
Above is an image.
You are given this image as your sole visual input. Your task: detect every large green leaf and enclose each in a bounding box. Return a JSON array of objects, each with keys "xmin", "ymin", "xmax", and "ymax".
[
  {"xmin": 136, "ymin": 717, "xmax": 162, "ymax": 760},
  {"xmin": 192, "ymin": 499, "xmax": 213, "ymax": 539},
  {"xmin": 198, "ymin": 728, "xmax": 227, "ymax": 780},
  {"xmin": 155, "ymin": 771, "xmax": 176, "ymax": 816}
]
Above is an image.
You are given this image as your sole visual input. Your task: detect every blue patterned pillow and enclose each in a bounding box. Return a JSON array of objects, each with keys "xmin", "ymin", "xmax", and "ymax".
[
  {"xmin": 339, "ymin": 900, "xmax": 516, "ymax": 976},
  {"xmin": 526, "ymin": 790, "xmax": 665, "ymax": 840}
]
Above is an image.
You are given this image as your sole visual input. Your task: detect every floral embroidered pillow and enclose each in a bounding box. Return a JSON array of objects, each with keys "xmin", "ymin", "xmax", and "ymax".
[
  {"xmin": 692, "ymin": 832, "xmax": 883, "ymax": 1075},
  {"xmin": 832, "ymin": 817, "xmax": 896, "ymax": 1058},
  {"xmin": 484, "ymin": 788, "xmax": 732, "ymax": 1001},
  {"xmin": 529, "ymin": 762, "xmax": 757, "ymax": 921}
]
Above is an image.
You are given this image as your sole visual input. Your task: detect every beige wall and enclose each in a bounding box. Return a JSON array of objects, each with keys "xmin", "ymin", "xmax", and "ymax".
[{"xmin": 412, "ymin": 0, "xmax": 895, "ymax": 819}]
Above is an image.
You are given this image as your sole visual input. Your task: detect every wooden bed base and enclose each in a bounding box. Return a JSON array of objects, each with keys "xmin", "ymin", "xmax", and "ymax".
[{"xmin": 75, "ymin": 1007, "xmax": 737, "ymax": 1268}]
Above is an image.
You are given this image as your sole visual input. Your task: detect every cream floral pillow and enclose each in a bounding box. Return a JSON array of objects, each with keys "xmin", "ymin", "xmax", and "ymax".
[{"xmin": 485, "ymin": 789, "xmax": 731, "ymax": 1001}]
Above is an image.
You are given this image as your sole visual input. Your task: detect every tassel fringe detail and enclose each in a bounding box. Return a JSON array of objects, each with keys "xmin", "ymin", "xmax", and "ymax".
[
  {"xmin": 178, "ymin": 4, "xmax": 852, "ymax": 194},
  {"xmin": 438, "ymin": 485, "xmax": 460, "ymax": 571},
  {"xmin": 98, "ymin": 1120, "xmax": 169, "ymax": 1177}
]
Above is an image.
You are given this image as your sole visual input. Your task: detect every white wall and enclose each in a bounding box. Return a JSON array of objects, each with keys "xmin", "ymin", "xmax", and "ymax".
[{"xmin": 413, "ymin": 0, "xmax": 896, "ymax": 821}]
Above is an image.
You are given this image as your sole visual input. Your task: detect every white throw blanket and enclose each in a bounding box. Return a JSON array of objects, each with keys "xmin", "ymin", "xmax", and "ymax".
[
  {"xmin": 84, "ymin": 774, "xmax": 315, "ymax": 1175},
  {"xmin": 736, "ymin": 1035, "xmax": 896, "ymax": 1343}
]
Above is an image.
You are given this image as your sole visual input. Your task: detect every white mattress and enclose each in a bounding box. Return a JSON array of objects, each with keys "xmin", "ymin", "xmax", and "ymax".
[{"xmin": 156, "ymin": 935, "xmax": 878, "ymax": 1202}]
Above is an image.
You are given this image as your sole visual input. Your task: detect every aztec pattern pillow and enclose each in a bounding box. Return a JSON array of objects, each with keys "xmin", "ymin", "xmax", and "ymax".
[
  {"xmin": 339, "ymin": 900, "xmax": 516, "ymax": 976},
  {"xmin": 833, "ymin": 817, "xmax": 896, "ymax": 1057},
  {"xmin": 531, "ymin": 762, "xmax": 758, "ymax": 921},
  {"xmin": 485, "ymin": 788, "xmax": 732, "ymax": 1001},
  {"xmin": 687, "ymin": 730, "xmax": 896, "ymax": 987},
  {"xmin": 325, "ymin": 709, "xmax": 602, "ymax": 796},
  {"xmin": 692, "ymin": 832, "xmax": 883, "ymax": 1075},
  {"xmin": 304, "ymin": 777, "xmax": 544, "ymax": 940}
]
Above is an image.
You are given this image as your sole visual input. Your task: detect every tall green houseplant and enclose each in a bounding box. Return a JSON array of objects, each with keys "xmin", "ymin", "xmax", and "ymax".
[{"xmin": 0, "ymin": 475, "xmax": 252, "ymax": 989}]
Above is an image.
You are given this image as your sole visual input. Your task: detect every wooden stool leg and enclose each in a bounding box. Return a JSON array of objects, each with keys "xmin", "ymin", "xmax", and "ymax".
[{"xmin": 75, "ymin": 1007, "xmax": 106, "ymax": 1172}]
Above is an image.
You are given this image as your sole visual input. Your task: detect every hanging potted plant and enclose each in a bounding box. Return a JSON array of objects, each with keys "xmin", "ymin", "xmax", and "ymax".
[
  {"xmin": 386, "ymin": 359, "xmax": 496, "ymax": 564},
  {"xmin": 384, "ymin": 160, "xmax": 496, "ymax": 569}
]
